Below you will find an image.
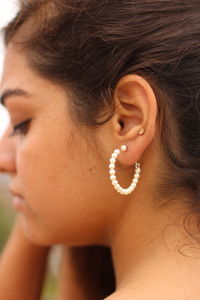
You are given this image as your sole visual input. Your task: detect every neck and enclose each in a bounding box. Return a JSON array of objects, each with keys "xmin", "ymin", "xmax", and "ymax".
[{"xmin": 109, "ymin": 195, "xmax": 200, "ymax": 299}]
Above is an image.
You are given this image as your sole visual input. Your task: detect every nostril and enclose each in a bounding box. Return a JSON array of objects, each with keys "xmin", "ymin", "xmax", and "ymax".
[
  {"xmin": 0, "ymin": 152, "xmax": 16, "ymax": 173},
  {"xmin": 0, "ymin": 167, "xmax": 7, "ymax": 173}
]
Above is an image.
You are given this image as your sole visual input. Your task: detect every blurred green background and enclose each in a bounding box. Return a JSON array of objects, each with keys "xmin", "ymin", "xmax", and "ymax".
[{"xmin": 0, "ymin": 174, "xmax": 59, "ymax": 300}]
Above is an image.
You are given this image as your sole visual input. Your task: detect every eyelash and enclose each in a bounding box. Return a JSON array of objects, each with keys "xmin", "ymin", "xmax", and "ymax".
[{"xmin": 10, "ymin": 119, "xmax": 31, "ymax": 137}]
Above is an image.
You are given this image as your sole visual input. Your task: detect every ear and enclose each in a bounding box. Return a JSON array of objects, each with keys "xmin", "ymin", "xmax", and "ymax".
[{"xmin": 112, "ymin": 74, "xmax": 157, "ymax": 165}]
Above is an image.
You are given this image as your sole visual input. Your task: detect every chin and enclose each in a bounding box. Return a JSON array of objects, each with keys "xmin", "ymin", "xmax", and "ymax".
[
  {"xmin": 23, "ymin": 229, "xmax": 55, "ymax": 246},
  {"xmin": 21, "ymin": 217, "xmax": 107, "ymax": 247},
  {"xmin": 21, "ymin": 219, "xmax": 58, "ymax": 246}
]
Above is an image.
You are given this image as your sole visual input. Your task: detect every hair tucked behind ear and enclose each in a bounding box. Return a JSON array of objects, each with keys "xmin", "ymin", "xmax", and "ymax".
[{"xmin": 4, "ymin": 0, "xmax": 200, "ymax": 235}]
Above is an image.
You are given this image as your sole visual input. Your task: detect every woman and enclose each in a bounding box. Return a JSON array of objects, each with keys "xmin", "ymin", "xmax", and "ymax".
[{"xmin": 0, "ymin": 0, "xmax": 200, "ymax": 299}]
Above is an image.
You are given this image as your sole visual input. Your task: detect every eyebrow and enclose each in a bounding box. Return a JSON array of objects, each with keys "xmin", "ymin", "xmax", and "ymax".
[{"xmin": 0, "ymin": 88, "xmax": 31, "ymax": 106}]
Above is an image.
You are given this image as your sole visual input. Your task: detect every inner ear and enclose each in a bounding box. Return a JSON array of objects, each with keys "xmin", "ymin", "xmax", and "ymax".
[
  {"xmin": 120, "ymin": 102, "xmax": 134, "ymax": 110},
  {"xmin": 119, "ymin": 119, "xmax": 125, "ymax": 130},
  {"xmin": 114, "ymin": 77, "xmax": 150, "ymax": 138},
  {"xmin": 117, "ymin": 105, "xmax": 143, "ymax": 136}
]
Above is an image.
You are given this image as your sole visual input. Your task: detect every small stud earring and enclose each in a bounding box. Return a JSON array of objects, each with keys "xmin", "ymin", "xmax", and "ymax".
[
  {"xmin": 109, "ymin": 145, "xmax": 141, "ymax": 195},
  {"xmin": 139, "ymin": 128, "xmax": 145, "ymax": 135},
  {"xmin": 121, "ymin": 145, "xmax": 127, "ymax": 152}
]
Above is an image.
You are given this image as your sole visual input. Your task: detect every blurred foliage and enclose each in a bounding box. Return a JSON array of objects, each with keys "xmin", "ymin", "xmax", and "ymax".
[
  {"xmin": 0, "ymin": 175, "xmax": 15, "ymax": 251},
  {"xmin": 42, "ymin": 273, "xmax": 58, "ymax": 300},
  {"xmin": 0, "ymin": 202, "xmax": 14, "ymax": 250}
]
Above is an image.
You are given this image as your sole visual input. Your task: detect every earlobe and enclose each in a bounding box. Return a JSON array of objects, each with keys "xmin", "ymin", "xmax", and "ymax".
[{"xmin": 112, "ymin": 74, "xmax": 157, "ymax": 165}]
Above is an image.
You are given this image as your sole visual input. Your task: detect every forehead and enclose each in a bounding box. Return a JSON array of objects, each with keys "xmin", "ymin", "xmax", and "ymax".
[
  {"xmin": 0, "ymin": 41, "xmax": 73, "ymax": 121},
  {"xmin": 1, "ymin": 43, "xmax": 33, "ymax": 89},
  {"xmin": 0, "ymin": 42, "xmax": 61, "ymax": 102}
]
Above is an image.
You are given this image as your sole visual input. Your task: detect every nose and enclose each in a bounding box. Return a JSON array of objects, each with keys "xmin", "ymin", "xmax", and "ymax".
[{"xmin": 0, "ymin": 125, "xmax": 16, "ymax": 174}]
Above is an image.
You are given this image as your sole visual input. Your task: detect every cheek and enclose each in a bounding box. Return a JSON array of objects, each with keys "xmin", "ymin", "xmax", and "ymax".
[
  {"xmin": 17, "ymin": 130, "xmax": 70, "ymax": 214},
  {"xmin": 16, "ymin": 132, "xmax": 110, "ymax": 245},
  {"xmin": 20, "ymin": 178, "xmax": 107, "ymax": 246},
  {"xmin": 18, "ymin": 119, "xmax": 71, "ymax": 178}
]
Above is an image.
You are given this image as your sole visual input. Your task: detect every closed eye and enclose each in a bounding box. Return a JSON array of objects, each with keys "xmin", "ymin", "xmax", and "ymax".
[{"xmin": 10, "ymin": 119, "xmax": 31, "ymax": 137}]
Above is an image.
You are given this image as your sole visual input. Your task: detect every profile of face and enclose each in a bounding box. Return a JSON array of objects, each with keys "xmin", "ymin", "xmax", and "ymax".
[{"xmin": 0, "ymin": 41, "xmax": 116, "ymax": 246}]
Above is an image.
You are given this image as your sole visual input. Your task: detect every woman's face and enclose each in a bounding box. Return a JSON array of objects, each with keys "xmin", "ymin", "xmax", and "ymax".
[{"xmin": 0, "ymin": 42, "xmax": 119, "ymax": 246}]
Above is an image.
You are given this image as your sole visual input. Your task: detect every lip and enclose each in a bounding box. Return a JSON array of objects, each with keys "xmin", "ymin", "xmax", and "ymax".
[
  {"xmin": 9, "ymin": 185, "xmax": 25, "ymax": 210},
  {"xmin": 12, "ymin": 195, "xmax": 25, "ymax": 210}
]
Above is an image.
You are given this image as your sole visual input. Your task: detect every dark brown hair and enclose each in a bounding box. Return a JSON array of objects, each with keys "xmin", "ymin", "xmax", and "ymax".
[{"xmin": 4, "ymin": 1, "xmax": 200, "ymax": 224}]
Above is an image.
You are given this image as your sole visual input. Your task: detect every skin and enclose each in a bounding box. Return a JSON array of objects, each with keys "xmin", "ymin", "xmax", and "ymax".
[
  {"xmin": 1, "ymin": 38, "xmax": 200, "ymax": 299},
  {"xmin": 0, "ymin": 216, "xmax": 49, "ymax": 300}
]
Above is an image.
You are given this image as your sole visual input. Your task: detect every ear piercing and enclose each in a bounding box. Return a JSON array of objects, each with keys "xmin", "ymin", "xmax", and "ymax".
[
  {"xmin": 109, "ymin": 145, "xmax": 141, "ymax": 195},
  {"xmin": 139, "ymin": 128, "xmax": 145, "ymax": 135}
]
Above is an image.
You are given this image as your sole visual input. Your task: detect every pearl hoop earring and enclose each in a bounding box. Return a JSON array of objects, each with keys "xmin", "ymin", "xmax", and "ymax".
[{"xmin": 109, "ymin": 145, "xmax": 141, "ymax": 195}]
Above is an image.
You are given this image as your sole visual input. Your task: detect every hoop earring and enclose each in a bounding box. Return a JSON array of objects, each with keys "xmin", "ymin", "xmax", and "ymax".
[{"xmin": 109, "ymin": 145, "xmax": 141, "ymax": 195}]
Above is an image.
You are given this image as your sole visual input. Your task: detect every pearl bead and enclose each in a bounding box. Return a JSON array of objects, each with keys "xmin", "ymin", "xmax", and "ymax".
[
  {"xmin": 109, "ymin": 163, "xmax": 115, "ymax": 169},
  {"xmin": 112, "ymin": 180, "xmax": 118, "ymax": 185},
  {"xmin": 109, "ymin": 169, "xmax": 115, "ymax": 175},
  {"xmin": 112, "ymin": 153, "xmax": 117, "ymax": 158},
  {"xmin": 135, "ymin": 174, "xmax": 140, "ymax": 179},
  {"xmin": 110, "ymin": 158, "xmax": 116, "ymax": 164},
  {"xmin": 110, "ymin": 175, "xmax": 116, "ymax": 181},
  {"xmin": 114, "ymin": 149, "xmax": 120, "ymax": 155}
]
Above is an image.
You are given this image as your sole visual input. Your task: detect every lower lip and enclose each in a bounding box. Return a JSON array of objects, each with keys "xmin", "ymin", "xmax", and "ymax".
[{"xmin": 12, "ymin": 196, "xmax": 25, "ymax": 210}]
